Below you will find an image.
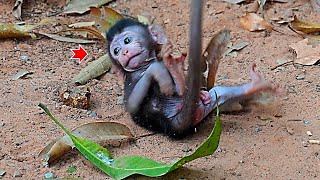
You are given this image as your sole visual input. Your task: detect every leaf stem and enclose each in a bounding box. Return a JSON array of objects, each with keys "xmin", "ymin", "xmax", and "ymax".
[{"xmin": 38, "ymin": 103, "xmax": 73, "ymax": 137}]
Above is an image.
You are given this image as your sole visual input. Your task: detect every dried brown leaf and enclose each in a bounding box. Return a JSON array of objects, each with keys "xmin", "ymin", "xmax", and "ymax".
[
  {"xmin": 38, "ymin": 32, "xmax": 96, "ymax": 44},
  {"xmin": 62, "ymin": 0, "xmax": 113, "ymax": 14},
  {"xmin": 225, "ymin": 41, "xmax": 250, "ymax": 56},
  {"xmin": 39, "ymin": 122, "xmax": 134, "ymax": 163},
  {"xmin": 0, "ymin": 23, "xmax": 36, "ymax": 38},
  {"xmin": 0, "ymin": 18, "xmax": 52, "ymax": 39},
  {"xmin": 72, "ymin": 54, "xmax": 112, "ymax": 85},
  {"xmin": 65, "ymin": 26, "xmax": 105, "ymax": 40},
  {"xmin": 289, "ymin": 39, "xmax": 320, "ymax": 65},
  {"xmin": 90, "ymin": 6, "xmax": 124, "ymax": 33},
  {"xmin": 201, "ymin": 30, "xmax": 231, "ymax": 89},
  {"xmin": 68, "ymin": 22, "xmax": 96, "ymax": 28},
  {"xmin": 240, "ymin": 13, "xmax": 273, "ymax": 31},
  {"xmin": 289, "ymin": 15, "xmax": 320, "ymax": 34}
]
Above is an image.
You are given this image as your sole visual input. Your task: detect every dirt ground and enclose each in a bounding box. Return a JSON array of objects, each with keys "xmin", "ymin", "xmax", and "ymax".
[{"xmin": 0, "ymin": 0, "xmax": 320, "ymax": 179}]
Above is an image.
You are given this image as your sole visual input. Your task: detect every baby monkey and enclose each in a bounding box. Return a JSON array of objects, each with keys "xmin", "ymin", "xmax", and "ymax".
[{"xmin": 107, "ymin": 18, "xmax": 283, "ymax": 137}]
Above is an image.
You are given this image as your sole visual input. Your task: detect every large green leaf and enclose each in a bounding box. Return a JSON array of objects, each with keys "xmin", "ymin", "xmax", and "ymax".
[{"xmin": 39, "ymin": 103, "xmax": 221, "ymax": 179}]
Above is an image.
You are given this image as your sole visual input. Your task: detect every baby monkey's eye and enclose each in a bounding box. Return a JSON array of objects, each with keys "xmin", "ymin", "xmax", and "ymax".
[
  {"xmin": 124, "ymin": 36, "xmax": 132, "ymax": 44},
  {"xmin": 114, "ymin": 47, "xmax": 121, "ymax": 56}
]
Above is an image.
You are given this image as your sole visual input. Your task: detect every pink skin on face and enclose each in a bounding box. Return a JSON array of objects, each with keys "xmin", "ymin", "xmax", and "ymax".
[{"xmin": 110, "ymin": 27, "xmax": 151, "ymax": 71}]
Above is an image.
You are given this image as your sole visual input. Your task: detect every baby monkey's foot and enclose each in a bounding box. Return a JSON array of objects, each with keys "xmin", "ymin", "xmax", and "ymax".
[
  {"xmin": 199, "ymin": 90, "xmax": 212, "ymax": 105},
  {"xmin": 246, "ymin": 63, "xmax": 287, "ymax": 96}
]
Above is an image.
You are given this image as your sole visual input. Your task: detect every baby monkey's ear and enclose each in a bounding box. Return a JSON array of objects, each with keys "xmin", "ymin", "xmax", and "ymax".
[{"xmin": 148, "ymin": 24, "xmax": 168, "ymax": 45}]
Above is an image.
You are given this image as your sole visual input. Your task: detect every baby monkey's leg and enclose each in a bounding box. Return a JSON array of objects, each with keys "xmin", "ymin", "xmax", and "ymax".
[{"xmin": 192, "ymin": 63, "xmax": 285, "ymax": 125}]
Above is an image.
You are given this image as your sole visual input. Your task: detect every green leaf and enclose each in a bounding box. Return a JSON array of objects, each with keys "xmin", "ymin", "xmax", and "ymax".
[{"xmin": 38, "ymin": 103, "xmax": 221, "ymax": 179}]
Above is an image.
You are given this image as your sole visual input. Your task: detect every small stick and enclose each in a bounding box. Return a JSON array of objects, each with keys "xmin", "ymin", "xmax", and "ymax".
[{"xmin": 271, "ymin": 60, "xmax": 293, "ymax": 70}]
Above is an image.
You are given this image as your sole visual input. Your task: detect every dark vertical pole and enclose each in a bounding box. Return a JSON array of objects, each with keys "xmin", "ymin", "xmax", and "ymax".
[{"xmin": 181, "ymin": 0, "xmax": 203, "ymax": 130}]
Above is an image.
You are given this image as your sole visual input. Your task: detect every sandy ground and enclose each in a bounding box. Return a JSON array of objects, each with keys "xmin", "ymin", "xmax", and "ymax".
[{"xmin": 0, "ymin": 0, "xmax": 320, "ymax": 179}]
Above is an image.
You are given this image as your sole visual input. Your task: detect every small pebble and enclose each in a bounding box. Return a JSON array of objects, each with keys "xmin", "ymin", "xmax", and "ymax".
[
  {"xmin": 13, "ymin": 170, "xmax": 22, "ymax": 177},
  {"xmin": 295, "ymin": 74, "xmax": 305, "ymax": 80},
  {"xmin": 255, "ymin": 127, "xmax": 263, "ymax": 133},
  {"xmin": 276, "ymin": 59, "xmax": 288, "ymax": 65},
  {"xmin": 302, "ymin": 141, "xmax": 308, "ymax": 147},
  {"xmin": 110, "ymin": 3, "xmax": 118, "ymax": 8},
  {"xmin": 307, "ymin": 131, "xmax": 313, "ymax": 136},
  {"xmin": 117, "ymin": 96, "xmax": 124, "ymax": 105},
  {"xmin": 303, "ymin": 120, "xmax": 310, "ymax": 125},
  {"xmin": 88, "ymin": 111, "xmax": 97, "ymax": 118},
  {"xmin": 286, "ymin": 126, "xmax": 294, "ymax": 135},
  {"xmin": 309, "ymin": 140, "xmax": 320, "ymax": 144},
  {"xmin": 0, "ymin": 169, "xmax": 6, "ymax": 176},
  {"xmin": 44, "ymin": 172, "xmax": 54, "ymax": 179},
  {"xmin": 164, "ymin": 19, "xmax": 171, "ymax": 24},
  {"xmin": 20, "ymin": 55, "xmax": 30, "ymax": 63}
]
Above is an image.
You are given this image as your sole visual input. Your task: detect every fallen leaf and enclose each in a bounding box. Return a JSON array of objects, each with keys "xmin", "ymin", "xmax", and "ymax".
[
  {"xmin": 0, "ymin": 18, "xmax": 52, "ymax": 39},
  {"xmin": 0, "ymin": 23, "xmax": 36, "ymax": 38},
  {"xmin": 72, "ymin": 54, "xmax": 112, "ymax": 85},
  {"xmin": 240, "ymin": 13, "xmax": 273, "ymax": 31},
  {"xmin": 62, "ymin": 0, "xmax": 113, "ymax": 14},
  {"xmin": 38, "ymin": 102, "xmax": 222, "ymax": 179},
  {"xmin": 223, "ymin": 0, "xmax": 247, "ymax": 4},
  {"xmin": 68, "ymin": 22, "xmax": 96, "ymax": 28},
  {"xmin": 12, "ymin": 0, "xmax": 23, "ymax": 20},
  {"xmin": 90, "ymin": 6, "xmax": 124, "ymax": 33},
  {"xmin": 289, "ymin": 15, "xmax": 320, "ymax": 34},
  {"xmin": 289, "ymin": 39, "xmax": 320, "ymax": 65},
  {"xmin": 39, "ymin": 121, "xmax": 134, "ymax": 163},
  {"xmin": 202, "ymin": 30, "xmax": 231, "ymax": 89},
  {"xmin": 64, "ymin": 26, "xmax": 105, "ymax": 40},
  {"xmin": 38, "ymin": 32, "xmax": 96, "ymax": 44},
  {"xmin": 270, "ymin": 17, "xmax": 292, "ymax": 24},
  {"xmin": 225, "ymin": 41, "xmax": 250, "ymax": 56},
  {"xmin": 11, "ymin": 69, "xmax": 33, "ymax": 80}
]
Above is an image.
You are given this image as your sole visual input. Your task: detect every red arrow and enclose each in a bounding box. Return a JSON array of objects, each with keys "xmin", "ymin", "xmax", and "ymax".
[{"xmin": 71, "ymin": 45, "xmax": 88, "ymax": 63}]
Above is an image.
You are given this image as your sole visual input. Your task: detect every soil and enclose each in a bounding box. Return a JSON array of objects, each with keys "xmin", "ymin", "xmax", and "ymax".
[{"xmin": 0, "ymin": 0, "xmax": 320, "ymax": 179}]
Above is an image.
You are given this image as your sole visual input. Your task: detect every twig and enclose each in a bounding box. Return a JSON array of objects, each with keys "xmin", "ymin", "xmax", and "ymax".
[
  {"xmin": 271, "ymin": 60, "xmax": 293, "ymax": 70},
  {"xmin": 135, "ymin": 132, "xmax": 157, "ymax": 140}
]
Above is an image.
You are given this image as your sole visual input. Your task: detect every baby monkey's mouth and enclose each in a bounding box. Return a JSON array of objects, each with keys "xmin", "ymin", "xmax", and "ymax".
[
  {"xmin": 124, "ymin": 50, "xmax": 146, "ymax": 68},
  {"xmin": 123, "ymin": 52, "xmax": 144, "ymax": 72}
]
